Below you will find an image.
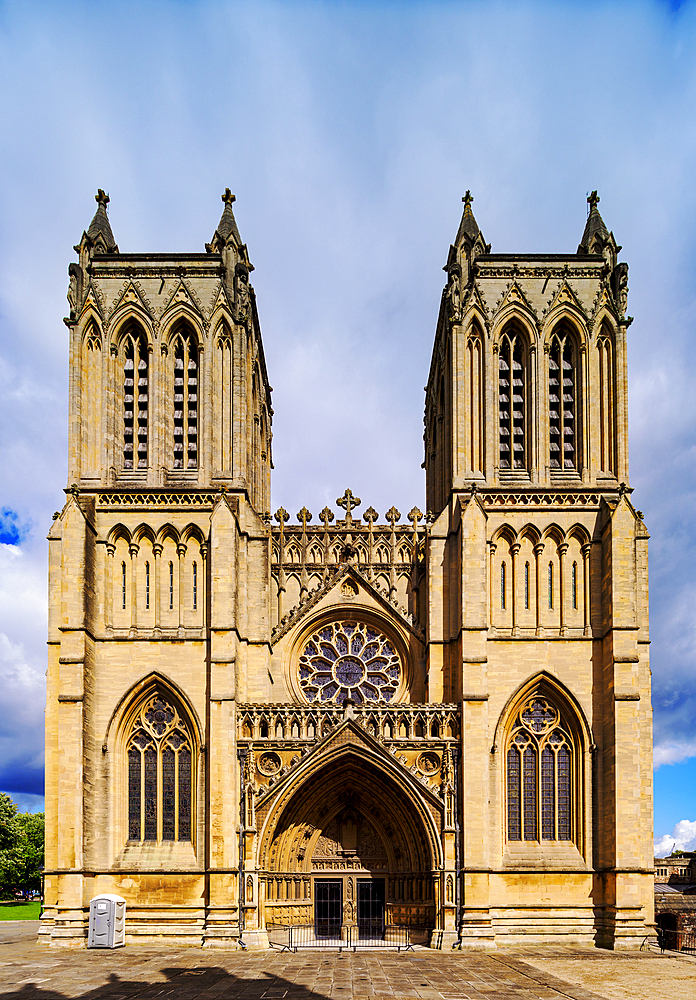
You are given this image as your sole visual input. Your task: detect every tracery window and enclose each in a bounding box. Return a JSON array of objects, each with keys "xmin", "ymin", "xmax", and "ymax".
[
  {"xmin": 299, "ymin": 621, "xmax": 402, "ymax": 706},
  {"xmin": 127, "ymin": 692, "xmax": 193, "ymax": 843},
  {"xmin": 498, "ymin": 331, "xmax": 526, "ymax": 470},
  {"xmin": 506, "ymin": 695, "xmax": 574, "ymax": 843},
  {"xmin": 173, "ymin": 333, "xmax": 198, "ymax": 470},
  {"xmin": 123, "ymin": 331, "xmax": 149, "ymax": 470},
  {"xmin": 549, "ymin": 330, "xmax": 577, "ymax": 471}
]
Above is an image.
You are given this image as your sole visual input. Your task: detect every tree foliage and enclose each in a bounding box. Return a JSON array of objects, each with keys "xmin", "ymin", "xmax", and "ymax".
[{"xmin": 0, "ymin": 793, "xmax": 44, "ymax": 895}]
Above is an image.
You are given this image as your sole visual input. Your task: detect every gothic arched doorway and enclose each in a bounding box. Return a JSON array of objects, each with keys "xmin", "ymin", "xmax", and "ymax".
[{"xmin": 257, "ymin": 749, "xmax": 441, "ymax": 944}]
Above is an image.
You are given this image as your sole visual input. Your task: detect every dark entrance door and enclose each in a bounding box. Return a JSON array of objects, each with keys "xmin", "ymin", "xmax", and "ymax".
[
  {"xmin": 357, "ymin": 878, "xmax": 385, "ymax": 939},
  {"xmin": 314, "ymin": 880, "xmax": 342, "ymax": 938}
]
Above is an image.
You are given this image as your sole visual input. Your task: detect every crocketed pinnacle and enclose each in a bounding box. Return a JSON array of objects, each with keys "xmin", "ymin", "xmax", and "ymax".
[
  {"xmin": 578, "ymin": 190, "xmax": 609, "ymax": 253},
  {"xmin": 212, "ymin": 188, "xmax": 242, "ymax": 247},
  {"xmin": 86, "ymin": 189, "xmax": 118, "ymax": 251},
  {"xmin": 455, "ymin": 190, "xmax": 481, "ymax": 246}
]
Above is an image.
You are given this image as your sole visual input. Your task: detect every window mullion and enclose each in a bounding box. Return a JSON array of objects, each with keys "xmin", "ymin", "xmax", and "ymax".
[
  {"xmin": 174, "ymin": 749, "xmax": 179, "ymax": 842},
  {"xmin": 157, "ymin": 743, "xmax": 162, "ymax": 845},
  {"xmin": 554, "ymin": 746, "xmax": 559, "ymax": 841},
  {"xmin": 140, "ymin": 748, "xmax": 145, "ymax": 843}
]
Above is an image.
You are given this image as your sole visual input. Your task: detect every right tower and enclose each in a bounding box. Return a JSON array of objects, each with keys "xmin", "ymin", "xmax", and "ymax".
[{"xmin": 424, "ymin": 192, "xmax": 653, "ymax": 948}]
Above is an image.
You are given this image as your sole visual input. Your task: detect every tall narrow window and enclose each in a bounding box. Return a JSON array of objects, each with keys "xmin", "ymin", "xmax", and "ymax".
[
  {"xmin": 122, "ymin": 330, "xmax": 149, "ymax": 471},
  {"xmin": 169, "ymin": 561, "xmax": 174, "ymax": 610},
  {"xmin": 127, "ymin": 691, "xmax": 194, "ymax": 843},
  {"xmin": 499, "ymin": 331, "xmax": 526, "ymax": 470},
  {"xmin": 506, "ymin": 694, "xmax": 576, "ymax": 843},
  {"xmin": 549, "ymin": 330, "xmax": 577, "ymax": 471},
  {"xmin": 501, "ymin": 561, "xmax": 506, "ymax": 610},
  {"xmin": 121, "ymin": 561, "xmax": 127, "ymax": 610},
  {"xmin": 145, "ymin": 561, "xmax": 150, "ymax": 610},
  {"xmin": 571, "ymin": 562, "xmax": 577, "ymax": 610},
  {"xmin": 173, "ymin": 333, "xmax": 198, "ymax": 470},
  {"xmin": 598, "ymin": 333, "xmax": 615, "ymax": 475},
  {"xmin": 192, "ymin": 561, "xmax": 197, "ymax": 611},
  {"xmin": 548, "ymin": 562, "xmax": 554, "ymax": 610},
  {"xmin": 524, "ymin": 562, "xmax": 530, "ymax": 610}
]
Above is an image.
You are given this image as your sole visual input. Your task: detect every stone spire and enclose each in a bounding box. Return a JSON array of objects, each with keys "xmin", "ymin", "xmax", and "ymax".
[
  {"xmin": 85, "ymin": 189, "xmax": 118, "ymax": 253},
  {"xmin": 208, "ymin": 188, "xmax": 242, "ymax": 251},
  {"xmin": 578, "ymin": 191, "xmax": 610, "ymax": 254},
  {"xmin": 445, "ymin": 190, "xmax": 490, "ymax": 287},
  {"xmin": 577, "ymin": 190, "xmax": 621, "ymax": 273},
  {"xmin": 455, "ymin": 190, "xmax": 481, "ymax": 246}
]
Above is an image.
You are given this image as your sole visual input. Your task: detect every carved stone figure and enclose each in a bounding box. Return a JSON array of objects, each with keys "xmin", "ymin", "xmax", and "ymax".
[
  {"xmin": 67, "ymin": 263, "xmax": 82, "ymax": 318},
  {"xmin": 234, "ymin": 265, "xmax": 251, "ymax": 323},
  {"xmin": 446, "ymin": 268, "xmax": 461, "ymax": 322},
  {"xmin": 613, "ymin": 262, "xmax": 629, "ymax": 316}
]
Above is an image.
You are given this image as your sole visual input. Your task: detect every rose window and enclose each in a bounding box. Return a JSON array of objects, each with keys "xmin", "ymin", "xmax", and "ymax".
[{"xmin": 299, "ymin": 621, "xmax": 401, "ymax": 705}]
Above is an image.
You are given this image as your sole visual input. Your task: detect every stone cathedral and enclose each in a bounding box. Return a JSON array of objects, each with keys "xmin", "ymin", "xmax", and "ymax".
[{"xmin": 41, "ymin": 189, "xmax": 654, "ymax": 950}]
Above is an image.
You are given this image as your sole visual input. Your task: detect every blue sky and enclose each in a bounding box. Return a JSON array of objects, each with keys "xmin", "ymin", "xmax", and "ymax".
[{"xmin": 0, "ymin": 0, "xmax": 695, "ymax": 851}]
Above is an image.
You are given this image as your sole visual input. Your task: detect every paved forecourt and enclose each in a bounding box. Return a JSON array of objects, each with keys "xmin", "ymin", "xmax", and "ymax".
[{"xmin": 0, "ymin": 926, "xmax": 694, "ymax": 1000}]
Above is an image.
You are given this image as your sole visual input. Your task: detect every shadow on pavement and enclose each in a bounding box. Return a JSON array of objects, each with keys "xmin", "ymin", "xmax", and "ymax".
[{"xmin": 4, "ymin": 965, "xmax": 330, "ymax": 1000}]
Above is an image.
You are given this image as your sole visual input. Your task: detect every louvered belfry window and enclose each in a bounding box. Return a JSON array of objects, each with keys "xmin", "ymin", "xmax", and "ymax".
[
  {"xmin": 173, "ymin": 333, "xmax": 198, "ymax": 470},
  {"xmin": 499, "ymin": 332, "xmax": 526, "ymax": 470},
  {"xmin": 127, "ymin": 692, "xmax": 193, "ymax": 843},
  {"xmin": 123, "ymin": 332, "xmax": 149, "ymax": 470},
  {"xmin": 549, "ymin": 332, "xmax": 577, "ymax": 470},
  {"xmin": 506, "ymin": 694, "xmax": 574, "ymax": 843}
]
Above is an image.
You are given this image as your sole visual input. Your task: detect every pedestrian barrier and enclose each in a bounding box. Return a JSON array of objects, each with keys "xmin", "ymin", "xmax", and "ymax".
[
  {"xmin": 267, "ymin": 922, "xmax": 412, "ymax": 952},
  {"xmin": 657, "ymin": 927, "xmax": 696, "ymax": 953}
]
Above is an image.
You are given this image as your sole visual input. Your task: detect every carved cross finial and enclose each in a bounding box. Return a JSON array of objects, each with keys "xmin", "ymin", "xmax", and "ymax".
[
  {"xmin": 319, "ymin": 506, "xmax": 334, "ymax": 528},
  {"xmin": 363, "ymin": 506, "xmax": 378, "ymax": 526},
  {"xmin": 407, "ymin": 506, "xmax": 423, "ymax": 532},
  {"xmin": 222, "ymin": 188, "xmax": 236, "ymax": 205},
  {"xmin": 274, "ymin": 506, "xmax": 289, "ymax": 528},
  {"xmin": 95, "ymin": 189, "xmax": 109, "ymax": 207},
  {"xmin": 588, "ymin": 190, "xmax": 600, "ymax": 209},
  {"xmin": 336, "ymin": 489, "xmax": 361, "ymax": 522},
  {"xmin": 296, "ymin": 507, "xmax": 312, "ymax": 528},
  {"xmin": 385, "ymin": 506, "xmax": 401, "ymax": 526},
  {"xmin": 462, "ymin": 190, "xmax": 473, "ymax": 208}
]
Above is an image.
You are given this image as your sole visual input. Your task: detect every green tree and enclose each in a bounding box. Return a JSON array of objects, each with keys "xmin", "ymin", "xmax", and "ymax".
[{"xmin": 0, "ymin": 793, "xmax": 44, "ymax": 896}]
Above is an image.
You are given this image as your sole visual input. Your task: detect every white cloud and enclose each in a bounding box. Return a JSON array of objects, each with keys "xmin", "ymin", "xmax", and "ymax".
[
  {"xmin": 654, "ymin": 741, "xmax": 696, "ymax": 768},
  {"xmin": 655, "ymin": 820, "xmax": 696, "ymax": 857}
]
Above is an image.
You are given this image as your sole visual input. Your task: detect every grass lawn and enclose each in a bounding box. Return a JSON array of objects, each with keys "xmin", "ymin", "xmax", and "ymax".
[{"xmin": 0, "ymin": 901, "xmax": 41, "ymax": 920}]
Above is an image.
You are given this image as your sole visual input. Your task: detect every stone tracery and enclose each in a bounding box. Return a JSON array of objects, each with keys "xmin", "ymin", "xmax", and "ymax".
[{"xmin": 298, "ymin": 620, "xmax": 401, "ymax": 706}]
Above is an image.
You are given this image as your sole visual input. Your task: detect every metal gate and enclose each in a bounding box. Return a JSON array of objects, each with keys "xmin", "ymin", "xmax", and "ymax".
[
  {"xmin": 357, "ymin": 878, "xmax": 384, "ymax": 939},
  {"xmin": 314, "ymin": 880, "xmax": 342, "ymax": 938}
]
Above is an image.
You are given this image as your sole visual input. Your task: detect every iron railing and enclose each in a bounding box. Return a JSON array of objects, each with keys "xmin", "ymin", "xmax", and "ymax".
[
  {"xmin": 657, "ymin": 928, "xmax": 696, "ymax": 953},
  {"xmin": 267, "ymin": 922, "xmax": 412, "ymax": 952}
]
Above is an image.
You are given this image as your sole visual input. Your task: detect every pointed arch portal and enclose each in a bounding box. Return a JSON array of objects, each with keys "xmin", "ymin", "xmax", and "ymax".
[{"xmin": 255, "ymin": 737, "xmax": 443, "ymax": 942}]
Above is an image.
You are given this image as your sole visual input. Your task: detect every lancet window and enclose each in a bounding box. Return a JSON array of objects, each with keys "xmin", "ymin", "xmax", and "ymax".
[
  {"xmin": 597, "ymin": 329, "xmax": 616, "ymax": 475},
  {"xmin": 173, "ymin": 333, "xmax": 198, "ymax": 469},
  {"xmin": 498, "ymin": 331, "xmax": 526, "ymax": 470},
  {"xmin": 127, "ymin": 691, "xmax": 194, "ymax": 843},
  {"xmin": 123, "ymin": 331, "xmax": 149, "ymax": 470},
  {"xmin": 549, "ymin": 329, "xmax": 577, "ymax": 471},
  {"xmin": 506, "ymin": 694, "xmax": 574, "ymax": 843}
]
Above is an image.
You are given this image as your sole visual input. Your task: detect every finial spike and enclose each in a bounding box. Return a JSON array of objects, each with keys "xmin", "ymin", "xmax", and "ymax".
[
  {"xmin": 222, "ymin": 188, "xmax": 236, "ymax": 205},
  {"xmin": 462, "ymin": 190, "xmax": 473, "ymax": 207},
  {"xmin": 95, "ymin": 189, "xmax": 110, "ymax": 207},
  {"xmin": 588, "ymin": 190, "xmax": 600, "ymax": 209}
]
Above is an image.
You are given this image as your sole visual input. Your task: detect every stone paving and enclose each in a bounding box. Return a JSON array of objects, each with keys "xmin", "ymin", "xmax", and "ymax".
[{"xmin": 0, "ymin": 924, "xmax": 694, "ymax": 1000}]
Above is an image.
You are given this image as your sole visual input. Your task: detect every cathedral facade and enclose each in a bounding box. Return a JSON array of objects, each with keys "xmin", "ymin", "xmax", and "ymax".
[{"xmin": 41, "ymin": 189, "xmax": 654, "ymax": 949}]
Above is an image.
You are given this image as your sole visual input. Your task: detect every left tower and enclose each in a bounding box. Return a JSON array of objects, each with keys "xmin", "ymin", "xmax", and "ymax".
[{"xmin": 42, "ymin": 190, "xmax": 273, "ymax": 946}]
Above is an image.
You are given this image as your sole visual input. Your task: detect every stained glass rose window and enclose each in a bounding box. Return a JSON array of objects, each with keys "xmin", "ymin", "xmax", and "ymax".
[{"xmin": 298, "ymin": 621, "xmax": 401, "ymax": 705}]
